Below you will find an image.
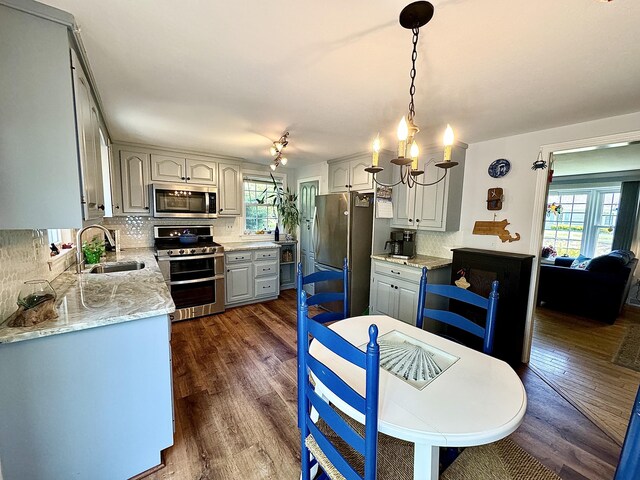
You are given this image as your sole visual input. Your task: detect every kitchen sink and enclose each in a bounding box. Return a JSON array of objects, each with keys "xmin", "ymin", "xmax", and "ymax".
[{"xmin": 87, "ymin": 261, "xmax": 146, "ymax": 274}]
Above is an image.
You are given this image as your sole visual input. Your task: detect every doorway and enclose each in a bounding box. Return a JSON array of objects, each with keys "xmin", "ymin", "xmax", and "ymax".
[
  {"xmin": 299, "ymin": 180, "xmax": 319, "ymax": 295},
  {"xmin": 529, "ymin": 141, "xmax": 640, "ymax": 445}
]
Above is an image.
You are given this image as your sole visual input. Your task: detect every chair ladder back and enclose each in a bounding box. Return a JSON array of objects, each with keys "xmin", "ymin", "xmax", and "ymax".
[
  {"xmin": 297, "ymin": 259, "xmax": 349, "ymax": 323},
  {"xmin": 298, "ymin": 289, "xmax": 380, "ymax": 480},
  {"xmin": 416, "ymin": 267, "xmax": 499, "ymax": 354},
  {"xmin": 615, "ymin": 385, "xmax": 640, "ymax": 480}
]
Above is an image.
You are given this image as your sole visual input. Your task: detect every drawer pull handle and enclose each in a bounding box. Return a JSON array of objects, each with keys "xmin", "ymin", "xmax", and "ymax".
[
  {"xmin": 263, "ymin": 268, "xmax": 268, "ymax": 271},
  {"xmin": 263, "ymin": 285, "xmax": 269, "ymax": 289},
  {"xmin": 390, "ymin": 270, "xmax": 400, "ymax": 275}
]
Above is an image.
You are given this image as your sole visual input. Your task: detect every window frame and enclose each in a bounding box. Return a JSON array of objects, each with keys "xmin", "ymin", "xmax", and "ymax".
[
  {"xmin": 543, "ymin": 185, "xmax": 620, "ymax": 258},
  {"xmin": 242, "ymin": 171, "xmax": 287, "ymax": 235}
]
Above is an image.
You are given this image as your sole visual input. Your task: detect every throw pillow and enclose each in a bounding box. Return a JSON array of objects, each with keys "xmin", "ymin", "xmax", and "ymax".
[
  {"xmin": 587, "ymin": 254, "xmax": 625, "ymax": 272},
  {"xmin": 570, "ymin": 255, "xmax": 591, "ymax": 270}
]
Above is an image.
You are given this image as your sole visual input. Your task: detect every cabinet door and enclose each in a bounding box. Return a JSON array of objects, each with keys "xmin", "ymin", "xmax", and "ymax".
[
  {"xmin": 72, "ymin": 54, "xmax": 102, "ymax": 221},
  {"xmin": 120, "ymin": 150, "xmax": 150, "ymax": 214},
  {"xmin": 328, "ymin": 162, "xmax": 349, "ymax": 193},
  {"xmin": 186, "ymin": 158, "xmax": 217, "ymax": 185},
  {"xmin": 349, "ymin": 159, "xmax": 373, "ymax": 192},
  {"xmin": 89, "ymin": 105, "xmax": 105, "ymax": 216},
  {"xmin": 226, "ymin": 263, "xmax": 253, "ymax": 304},
  {"xmin": 396, "ymin": 279, "xmax": 420, "ymax": 326},
  {"xmin": 371, "ymin": 275, "xmax": 397, "ymax": 317},
  {"xmin": 218, "ymin": 163, "xmax": 242, "ymax": 216},
  {"xmin": 390, "ymin": 168, "xmax": 417, "ymax": 229},
  {"xmin": 415, "ymin": 156, "xmax": 447, "ymax": 231},
  {"xmin": 150, "ymin": 154, "xmax": 186, "ymax": 183}
]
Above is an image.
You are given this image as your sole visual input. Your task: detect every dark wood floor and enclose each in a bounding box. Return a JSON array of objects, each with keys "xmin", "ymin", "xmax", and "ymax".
[{"xmin": 147, "ymin": 290, "xmax": 621, "ymax": 480}]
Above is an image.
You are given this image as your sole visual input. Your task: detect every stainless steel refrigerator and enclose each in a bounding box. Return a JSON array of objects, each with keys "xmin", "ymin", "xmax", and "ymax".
[{"xmin": 313, "ymin": 192, "xmax": 374, "ymax": 317}]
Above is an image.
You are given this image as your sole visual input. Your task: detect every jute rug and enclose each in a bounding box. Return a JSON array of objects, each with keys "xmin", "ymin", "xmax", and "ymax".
[
  {"xmin": 613, "ymin": 325, "xmax": 640, "ymax": 372},
  {"xmin": 441, "ymin": 438, "xmax": 560, "ymax": 480}
]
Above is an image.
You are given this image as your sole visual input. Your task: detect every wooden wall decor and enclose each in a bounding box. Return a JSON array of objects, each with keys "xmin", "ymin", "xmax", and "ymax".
[
  {"xmin": 472, "ymin": 219, "xmax": 521, "ymax": 243},
  {"xmin": 487, "ymin": 187, "xmax": 503, "ymax": 210}
]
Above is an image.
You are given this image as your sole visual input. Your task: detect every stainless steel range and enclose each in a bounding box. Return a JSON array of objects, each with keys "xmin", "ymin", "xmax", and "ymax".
[{"xmin": 154, "ymin": 225, "xmax": 225, "ymax": 322}]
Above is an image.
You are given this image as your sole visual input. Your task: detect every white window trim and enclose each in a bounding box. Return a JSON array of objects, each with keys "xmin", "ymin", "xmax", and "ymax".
[{"xmin": 241, "ymin": 169, "xmax": 288, "ymax": 237}]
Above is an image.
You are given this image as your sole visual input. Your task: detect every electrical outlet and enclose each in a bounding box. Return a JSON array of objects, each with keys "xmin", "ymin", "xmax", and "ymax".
[{"xmin": 225, "ymin": 224, "xmax": 234, "ymax": 230}]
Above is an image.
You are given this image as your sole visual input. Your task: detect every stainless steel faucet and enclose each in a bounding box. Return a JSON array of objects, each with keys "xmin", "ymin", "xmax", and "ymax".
[{"xmin": 76, "ymin": 225, "xmax": 115, "ymax": 273}]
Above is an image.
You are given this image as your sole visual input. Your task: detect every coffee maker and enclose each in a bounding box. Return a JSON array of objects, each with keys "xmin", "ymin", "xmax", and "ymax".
[{"xmin": 385, "ymin": 230, "xmax": 416, "ymax": 259}]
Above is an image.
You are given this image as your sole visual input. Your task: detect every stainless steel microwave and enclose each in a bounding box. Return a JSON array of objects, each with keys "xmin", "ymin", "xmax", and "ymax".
[{"xmin": 151, "ymin": 183, "xmax": 217, "ymax": 219}]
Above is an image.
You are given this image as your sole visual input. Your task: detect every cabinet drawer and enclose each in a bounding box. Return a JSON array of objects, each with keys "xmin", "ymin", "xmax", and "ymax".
[
  {"xmin": 253, "ymin": 249, "xmax": 279, "ymax": 261},
  {"xmin": 226, "ymin": 251, "xmax": 252, "ymax": 264},
  {"xmin": 255, "ymin": 276, "xmax": 278, "ymax": 297},
  {"xmin": 255, "ymin": 261, "xmax": 278, "ymax": 277},
  {"xmin": 373, "ymin": 260, "xmax": 421, "ymax": 284}
]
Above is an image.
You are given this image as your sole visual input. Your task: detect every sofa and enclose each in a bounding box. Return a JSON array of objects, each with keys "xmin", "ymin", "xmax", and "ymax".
[{"xmin": 537, "ymin": 250, "xmax": 638, "ymax": 324}]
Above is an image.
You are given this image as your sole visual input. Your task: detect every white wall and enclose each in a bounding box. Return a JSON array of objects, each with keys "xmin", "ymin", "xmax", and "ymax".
[
  {"xmin": 459, "ymin": 111, "xmax": 640, "ymax": 254},
  {"xmin": 296, "ymin": 161, "xmax": 329, "ymax": 194}
]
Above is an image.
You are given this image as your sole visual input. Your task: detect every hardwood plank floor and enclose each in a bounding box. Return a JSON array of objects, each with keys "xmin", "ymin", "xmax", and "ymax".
[
  {"xmin": 147, "ymin": 291, "xmax": 621, "ymax": 479},
  {"xmin": 530, "ymin": 304, "xmax": 640, "ymax": 445}
]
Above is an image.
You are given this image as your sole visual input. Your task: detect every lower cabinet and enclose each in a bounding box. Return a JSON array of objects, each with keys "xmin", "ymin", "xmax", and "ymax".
[
  {"xmin": 369, "ymin": 259, "xmax": 451, "ymax": 326},
  {"xmin": 225, "ymin": 249, "xmax": 280, "ymax": 307}
]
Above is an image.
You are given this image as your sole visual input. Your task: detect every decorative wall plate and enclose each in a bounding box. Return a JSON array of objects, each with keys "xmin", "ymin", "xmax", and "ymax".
[{"xmin": 488, "ymin": 158, "xmax": 511, "ymax": 178}]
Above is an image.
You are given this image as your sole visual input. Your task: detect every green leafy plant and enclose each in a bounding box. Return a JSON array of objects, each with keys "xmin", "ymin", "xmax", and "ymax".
[
  {"xmin": 258, "ymin": 173, "xmax": 300, "ymax": 236},
  {"xmin": 82, "ymin": 236, "xmax": 105, "ymax": 264}
]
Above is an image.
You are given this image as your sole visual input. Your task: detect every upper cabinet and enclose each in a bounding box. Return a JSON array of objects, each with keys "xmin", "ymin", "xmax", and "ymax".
[
  {"xmin": 119, "ymin": 149, "xmax": 151, "ymax": 214},
  {"xmin": 150, "ymin": 155, "xmax": 217, "ymax": 185},
  {"xmin": 390, "ymin": 143, "xmax": 467, "ymax": 232},
  {"xmin": 218, "ymin": 163, "xmax": 242, "ymax": 216},
  {"xmin": 0, "ymin": 4, "xmax": 107, "ymax": 228},
  {"xmin": 328, "ymin": 153, "xmax": 373, "ymax": 193}
]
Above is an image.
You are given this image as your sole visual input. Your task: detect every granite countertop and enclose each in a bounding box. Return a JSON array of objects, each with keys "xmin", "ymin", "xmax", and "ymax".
[
  {"xmin": 221, "ymin": 241, "xmax": 280, "ymax": 251},
  {"xmin": 371, "ymin": 253, "xmax": 452, "ymax": 270},
  {"xmin": 0, "ymin": 249, "xmax": 175, "ymax": 345}
]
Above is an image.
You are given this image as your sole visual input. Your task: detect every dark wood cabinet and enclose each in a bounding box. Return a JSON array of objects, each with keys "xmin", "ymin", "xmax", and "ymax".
[{"xmin": 449, "ymin": 248, "xmax": 534, "ymax": 365}]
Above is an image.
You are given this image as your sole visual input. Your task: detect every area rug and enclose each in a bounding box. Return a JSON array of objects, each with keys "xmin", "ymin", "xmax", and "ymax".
[
  {"xmin": 441, "ymin": 438, "xmax": 560, "ymax": 480},
  {"xmin": 613, "ymin": 325, "xmax": 640, "ymax": 372}
]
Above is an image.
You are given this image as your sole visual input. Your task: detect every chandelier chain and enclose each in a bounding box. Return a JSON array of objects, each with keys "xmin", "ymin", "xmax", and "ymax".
[{"xmin": 407, "ymin": 27, "xmax": 420, "ymax": 123}]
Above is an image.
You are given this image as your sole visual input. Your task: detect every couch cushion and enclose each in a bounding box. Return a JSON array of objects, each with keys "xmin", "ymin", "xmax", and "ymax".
[
  {"xmin": 587, "ymin": 254, "xmax": 625, "ymax": 272},
  {"xmin": 570, "ymin": 255, "xmax": 591, "ymax": 270},
  {"xmin": 609, "ymin": 250, "xmax": 635, "ymax": 265}
]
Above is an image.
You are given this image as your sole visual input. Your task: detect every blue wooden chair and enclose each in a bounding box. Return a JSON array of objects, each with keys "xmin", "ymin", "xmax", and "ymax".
[
  {"xmin": 416, "ymin": 267, "xmax": 499, "ymax": 355},
  {"xmin": 297, "ymin": 290, "xmax": 413, "ymax": 480},
  {"xmin": 615, "ymin": 384, "xmax": 640, "ymax": 479},
  {"xmin": 296, "ymin": 258, "xmax": 348, "ymax": 324}
]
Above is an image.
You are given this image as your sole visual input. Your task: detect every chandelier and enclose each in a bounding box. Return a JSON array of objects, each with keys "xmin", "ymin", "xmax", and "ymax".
[
  {"xmin": 365, "ymin": 1, "xmax": 457, "ymax": 189},
  {"xmin": 269, "ymin": 131, "xmax": 290, "ymax": 170}
]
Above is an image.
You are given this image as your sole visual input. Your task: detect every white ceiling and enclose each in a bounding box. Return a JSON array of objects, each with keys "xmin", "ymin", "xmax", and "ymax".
[{"xmin": 41, "ymin": 0, "xmax": 640, "ymax": 166}]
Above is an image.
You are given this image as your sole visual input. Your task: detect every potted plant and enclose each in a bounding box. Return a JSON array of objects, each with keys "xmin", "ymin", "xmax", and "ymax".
[
  {"xmin": 258, "ymin": 173, "xmax": 300, "ymax": 238},
  {"xmin": 82, "ymin": 236, "xmax": 105, "ymax": 264}
]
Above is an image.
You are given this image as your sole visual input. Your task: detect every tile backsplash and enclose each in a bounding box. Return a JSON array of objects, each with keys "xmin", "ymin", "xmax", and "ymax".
[
  {"xmin": 415, "ymin": 230, "xmax": 464, "ymax": 259},
  {"xmin": 0, "ymin": 230, "xmax": 71, "ymax": 322},
  {"xmin": 102, "ymin": 215, "xmax": 250, "ymax": 248}
]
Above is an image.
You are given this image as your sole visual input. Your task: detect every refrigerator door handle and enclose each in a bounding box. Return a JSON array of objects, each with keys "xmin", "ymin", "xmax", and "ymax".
[{"xmin": 312, "ymin": 206, "xmax": 319, "ymax": 257}]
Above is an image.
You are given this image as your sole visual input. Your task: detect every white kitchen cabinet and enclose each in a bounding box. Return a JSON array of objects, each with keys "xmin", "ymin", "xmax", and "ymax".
[
  {"xmin": 72, "ymin": 48, "xmax": 105, "ymax": 221},
  {"xmin": 390, "ymin": 143, "xmax": 467, "ymax": 232},
  {"xmin": 369, "ymin": 259, "xmax": 451, "ymax": 326},
  {"xmin": 120, "ymin": 149, "xmax": 151, "ymax": 214},
  {"xmin": 150, "ymin": 155, "xmax": 217, "ymax": 185},
  {"xmin": 225, "ymin": 248, "xmax": 280, "ymax": 306},
  {"xmin": 218, "ymin": 163, "xmax": 242, "ymax": 216},
  {"xmin": 328, "ymin": 153, "xmax": 373, "ymax": 193},
  {"xmin": 0, "ymin": 3, "xmax": 110, "ymax": 229}
]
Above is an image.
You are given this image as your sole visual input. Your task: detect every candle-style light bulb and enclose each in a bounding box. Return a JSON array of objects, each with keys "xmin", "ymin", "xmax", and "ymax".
[
  {"xmin": 443, "ymin": 124, "xmax": 454, "ymax": 162},
  {"xmin": 397, "ymin": 117, "xmax": 408, "ymax": 158},
  {"xmin": 410, "ymin": 141, "xmax": 419, "ymax": 170},
  {"xmin": 372, "ymin": 133, "xmax": 381, "ymax": 167}
]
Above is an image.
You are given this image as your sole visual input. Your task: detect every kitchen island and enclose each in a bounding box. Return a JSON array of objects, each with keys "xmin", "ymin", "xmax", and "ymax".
[{"xmin": 0, "ymin": 249, "xmax": 175, "ymax": 480}]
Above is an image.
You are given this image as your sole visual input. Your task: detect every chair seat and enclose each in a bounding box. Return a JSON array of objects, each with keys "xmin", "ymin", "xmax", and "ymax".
[
  {"xmin": 441, "ymin": 438, "xmax": 560, "ymax": 480},
  {"xmin": 305, "ymin": 409, "xmax": 413, "ymax": 480}
]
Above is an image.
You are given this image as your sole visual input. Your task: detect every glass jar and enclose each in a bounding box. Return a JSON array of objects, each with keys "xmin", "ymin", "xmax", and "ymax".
[{"xmin": 17, "ymin": 280, "xmax": 56, "ymax": 310}]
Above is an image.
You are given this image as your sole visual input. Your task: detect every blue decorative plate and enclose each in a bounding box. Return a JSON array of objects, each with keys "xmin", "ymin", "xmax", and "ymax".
[{"xmin": 488, "ymin": 158, "xmax": 511, "ymax": 178}]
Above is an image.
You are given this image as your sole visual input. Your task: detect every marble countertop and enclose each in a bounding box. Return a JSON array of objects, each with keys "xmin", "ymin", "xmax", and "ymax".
[
  {"xmin": 0, "ymin": 249, "xmax": 175, "ymax": 345},
  {"xmin": 371, "ymin": 253, "xmax": 452, "ymax": 270},
  {"xmin": 222, "ymin": 241, "xmax": 280, "ymax": 251}
]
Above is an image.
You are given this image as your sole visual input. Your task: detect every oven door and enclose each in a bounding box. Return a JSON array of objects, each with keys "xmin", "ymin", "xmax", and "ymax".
[{"xmin": 152, "ymin": 183, "xmax": 217, "ymax": 218}]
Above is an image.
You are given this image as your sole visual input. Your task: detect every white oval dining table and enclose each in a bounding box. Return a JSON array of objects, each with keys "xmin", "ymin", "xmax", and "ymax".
[{"xmin": 308, "ymin": 315, "xmax": 527, "ymax": 480}]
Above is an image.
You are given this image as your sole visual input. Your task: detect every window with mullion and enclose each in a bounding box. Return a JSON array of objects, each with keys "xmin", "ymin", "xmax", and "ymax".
[{"xmin": 243, "ymin": 179, "xmax": 281, "ymax": 233}]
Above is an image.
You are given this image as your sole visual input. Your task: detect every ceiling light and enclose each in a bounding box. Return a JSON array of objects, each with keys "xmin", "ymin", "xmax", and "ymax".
[
  {"xmin": 269, "ymin": 131, "xmax": 290, "ymax": 170},
  {"xmin": 366, "ymin": 1, "xmax": 458, "ymax": 189}
]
